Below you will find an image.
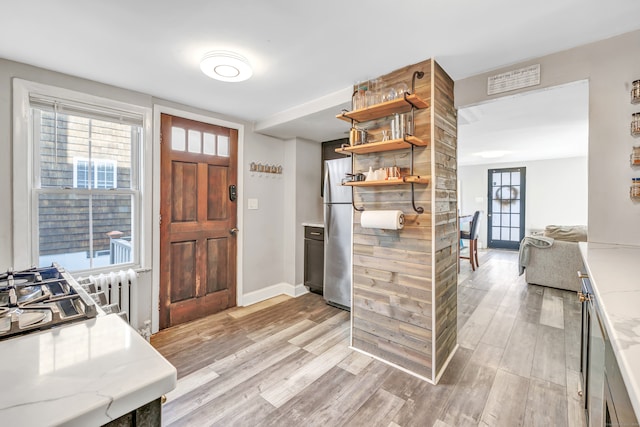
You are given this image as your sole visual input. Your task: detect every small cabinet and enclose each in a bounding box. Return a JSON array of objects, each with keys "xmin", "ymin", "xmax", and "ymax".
[
  {"xmin": 580, "ymin": 273, "xmax": 639, "ymax": 427},
  {"xmin": 588, "ymin": 298, "xmax": 606, "ymax": 427},
  {"xmin": 304, "ymin": 226, "xmax": 324, "ymax": 295},
  {"xmin": 580, "ymin": 274, "xmax": 607, "ymax": 427},
  {"xmin": 605, "ymin": 339, "xmax": 639, "ymax": 427}
]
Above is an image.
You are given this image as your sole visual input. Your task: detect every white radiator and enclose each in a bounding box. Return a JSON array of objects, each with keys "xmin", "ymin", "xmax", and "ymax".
[{"xmin": 78, "ymin": 269, "xmax": 138, "ymax": 326}]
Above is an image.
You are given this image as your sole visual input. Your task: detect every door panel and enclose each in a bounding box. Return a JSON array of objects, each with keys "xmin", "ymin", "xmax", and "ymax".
[
  {"xmin": 171, "ymin": 162, "xmax": 198, "ymax": 222},
  {"xmin": 207, "ymin": 238, "xmax": 228, "ymax": 293},
  {"xmin": 207, "ymin": 166, "xmax": 228, "ymax": 220},
  {"xmin": 170, "ymin": 241, "xmax": 197, "ymax": 302},
  {"xmin": 160, "ymin": 113, "xmax": 238, "ymax": 329},
  {"xmin": 487, "ymin": 167, "xmax": 526, "ymax": 250}
]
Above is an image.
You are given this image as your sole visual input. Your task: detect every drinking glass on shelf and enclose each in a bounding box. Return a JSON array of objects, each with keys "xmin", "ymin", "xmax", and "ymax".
[
  {"xmin": 396, "ymin": 82, "xmax": 409, "ymax": 98},
  {"xmin": 369, "ymin": 78, "xmax": 382, "ymax": 106},
  {"xmin": 365, "ymin": 89, "xmax": 375, "ymax": 108},
  {"xmin": 405, "ymin": 114, "xmax": 413, "ymax": 135},
  {"xmin": 386, "ymin": 87, "xmax": 398, "ymax": 102},
  {"xmin": 353, "ymin": 81, "xmax": 368, "ymax": 110}
]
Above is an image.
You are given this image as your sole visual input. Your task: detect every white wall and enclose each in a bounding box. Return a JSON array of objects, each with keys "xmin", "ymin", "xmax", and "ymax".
[
  {"xmin": 283, "ymin": 138, "xmax": 323, "ymax": 287},
  {"xmin": 294, "ymin": 138, "xmax": 323, "ymax": 285},
  {"xmin": 459, "ymin": 156, "xmax": 588, "ymax": 247},
  {"xmin": 0, "ymin": 57, "xmax": 296, "ymax": 331},
  {"xmin": 242, "ymin": 133, "xmax": 286, "ymax": 294},
  {"xmin": 456, "ymin": 29, "xmax": 640, "ymax": 245}
]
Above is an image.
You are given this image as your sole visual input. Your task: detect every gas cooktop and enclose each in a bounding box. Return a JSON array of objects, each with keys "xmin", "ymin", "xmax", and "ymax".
[{"xmin": 0, "ymin": 264, "xmax": 97, "ymax": 340}]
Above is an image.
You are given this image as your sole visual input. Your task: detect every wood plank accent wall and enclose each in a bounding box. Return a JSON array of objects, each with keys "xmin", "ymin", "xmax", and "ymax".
[
  {"xmin": 350, "ymin": 58, "xmax": 457, "ymax": 383},
  {"xmin": 431, "ymin": 61, "xmax": 458, "ymax": 381}
]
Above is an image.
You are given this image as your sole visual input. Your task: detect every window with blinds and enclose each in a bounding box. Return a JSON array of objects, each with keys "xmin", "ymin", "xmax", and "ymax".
[{"xmin": 30, "ymin": 95, "xmax": 142, "ymax": 271}]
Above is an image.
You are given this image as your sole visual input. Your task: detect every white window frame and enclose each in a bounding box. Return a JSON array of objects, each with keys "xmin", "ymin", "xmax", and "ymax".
[
  {"xmin": 12, "ymin": 79, "xmax": 152, "ymax": 274},
  {"xmin": 72, "ymin": 157, "xmax": 118, "ymax": 189}
]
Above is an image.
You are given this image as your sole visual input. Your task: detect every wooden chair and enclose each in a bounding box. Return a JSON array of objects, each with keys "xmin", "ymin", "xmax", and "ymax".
[{"xmin": 460, "ymin": 210, "xmax": 481, "ymax": 271}]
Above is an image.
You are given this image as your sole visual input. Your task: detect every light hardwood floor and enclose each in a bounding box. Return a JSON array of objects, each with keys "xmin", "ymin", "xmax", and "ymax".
[{"xmin": 151, "ymin": 250, "xmax": 586, "ymax": 427}]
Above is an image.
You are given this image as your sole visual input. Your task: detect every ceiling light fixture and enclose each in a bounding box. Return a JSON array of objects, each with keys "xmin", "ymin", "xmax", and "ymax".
[{"xmin": 200, "ymin": 51, "xmax": 253, "ymax": 82}]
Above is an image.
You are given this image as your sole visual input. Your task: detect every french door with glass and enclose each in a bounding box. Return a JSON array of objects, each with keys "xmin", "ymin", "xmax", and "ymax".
[{"xmin": 487, "ymin": 167, "xmax": 526, "ymax": 250}]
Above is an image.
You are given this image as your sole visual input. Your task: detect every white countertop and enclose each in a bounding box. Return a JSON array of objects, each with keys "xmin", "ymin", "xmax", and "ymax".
[
  {"xmin": 0, "ymin": 314, "xmax": 176, "ymax": 426},
  {"xmin": 302, "ymin": 222, "xmax": 324, "ymax": 228},
  {"xmin": 579, "ymin": 242, "xmax": 640, "ymax": 419}
]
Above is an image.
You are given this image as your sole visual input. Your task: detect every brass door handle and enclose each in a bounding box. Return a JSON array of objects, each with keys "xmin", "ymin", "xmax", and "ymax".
[
  {"xmin": 577, "ymin": 271, "xmax": 588, "ymax": 279},
  {"xmin": 229, "ymin": 227, "xmax": 239, "ymax": 235}
]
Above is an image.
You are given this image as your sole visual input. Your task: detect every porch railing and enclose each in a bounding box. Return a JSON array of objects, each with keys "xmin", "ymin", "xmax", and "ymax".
[{"xmin": 110, "ymin": 238, "xmax": 132, "ymax": 264}]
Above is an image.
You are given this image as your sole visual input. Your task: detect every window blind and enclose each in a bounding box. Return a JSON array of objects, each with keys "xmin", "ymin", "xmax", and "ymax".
[{"xmin": 30, "ymin": 94, "xmax": 144, "ymax": 126}]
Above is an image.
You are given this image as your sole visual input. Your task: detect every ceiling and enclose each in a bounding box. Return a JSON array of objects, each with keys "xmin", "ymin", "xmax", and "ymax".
[
  {"xmin": 1, "ymin": 0, "xmax": 639, "ymax": 144},
  {"xmin": 458, "ymin": 80, "xmax": 589, "ymax": 166}
]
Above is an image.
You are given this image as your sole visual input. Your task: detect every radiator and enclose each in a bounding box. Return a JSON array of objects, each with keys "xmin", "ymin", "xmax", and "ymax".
[{"xmin": 76, "ymin": 269, "xmax": 137, "ymax": 327}]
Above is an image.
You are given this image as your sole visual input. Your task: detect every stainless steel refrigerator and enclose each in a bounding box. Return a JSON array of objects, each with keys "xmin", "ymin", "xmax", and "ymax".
[{"xmin": 323, "ymin": 157, "xmax": 353, "ymax": 310}]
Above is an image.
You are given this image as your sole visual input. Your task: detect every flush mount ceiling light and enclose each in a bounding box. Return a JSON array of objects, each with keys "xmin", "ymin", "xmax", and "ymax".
[{"xmin": 200, "ymin": 51, "xmax": 253, "ymax": 82}]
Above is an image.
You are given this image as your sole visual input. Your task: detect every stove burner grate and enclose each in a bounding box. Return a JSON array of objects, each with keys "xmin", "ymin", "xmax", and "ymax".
[{"xmin": 0, "ymin": 263, "xmax": 97, "ymax": 340}]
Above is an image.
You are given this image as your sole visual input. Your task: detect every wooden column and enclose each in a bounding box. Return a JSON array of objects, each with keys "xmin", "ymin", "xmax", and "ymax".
[{"xmin": 349, "ymin": 58, "xmax": 457, "ymax": 383}]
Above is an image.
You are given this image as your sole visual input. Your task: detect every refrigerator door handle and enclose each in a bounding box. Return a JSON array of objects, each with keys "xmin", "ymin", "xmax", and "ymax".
[
  {"xmin": 323, "ymin": 163, "xmax": 331, "ymax": 204},
  {"xmin": 324, "ymin": 204, "xmax": 331, "ymax": 238}
]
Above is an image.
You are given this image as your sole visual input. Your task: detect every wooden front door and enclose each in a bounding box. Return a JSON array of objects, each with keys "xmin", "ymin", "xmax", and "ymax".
[{"xmin": 159, "ymin": 113, "xmax": 238, "ymax": 329}]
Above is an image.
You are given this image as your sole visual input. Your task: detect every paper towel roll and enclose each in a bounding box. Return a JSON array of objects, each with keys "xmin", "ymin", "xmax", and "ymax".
[{"xmin": 361, "ymin": 210, "xmax": 405, "ymax": 230}]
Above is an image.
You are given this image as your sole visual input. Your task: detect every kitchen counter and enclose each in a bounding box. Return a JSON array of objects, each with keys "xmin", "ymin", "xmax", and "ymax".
[
  {"xmin": 302, "ymin": 222, "xmax": 324, "ymax": 228},
  {"xmin": 0, "ymin": 313, "xmax": 176, "ymax": 426},
  {"xmin": 579, "ymin": 242, "xmax": 640, "ymax": 420}
]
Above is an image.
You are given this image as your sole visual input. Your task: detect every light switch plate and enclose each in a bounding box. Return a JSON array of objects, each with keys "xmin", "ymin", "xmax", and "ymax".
[{"xmin": 248, "ymin": 198, "xmax": 259, "ymax": 210}]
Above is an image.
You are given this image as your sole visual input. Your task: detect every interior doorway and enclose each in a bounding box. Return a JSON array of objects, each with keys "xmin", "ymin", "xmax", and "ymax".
[
  {"xmin": 457, "ymin": 80, "xmax": 589, "ymax": 250},
  {"xmin": 159, "ymin": 113, "xmax": 239, "ymax": 329}
]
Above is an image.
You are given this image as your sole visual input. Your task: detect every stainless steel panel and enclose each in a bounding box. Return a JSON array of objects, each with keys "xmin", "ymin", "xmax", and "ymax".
[
  {"xmin": 323, "ymin": 203, "xmax": 352, "ymax": 309},
  {"xmin": 324, "ymin": 158, "xmax": 352, "ymax": 204},
  {"xmin": 605, "ymin": 337, "xmax": 639, "ymax": 426},
  {"xmin": 587, "ymin": 295, "xmax": 606, "ymax": 427}
]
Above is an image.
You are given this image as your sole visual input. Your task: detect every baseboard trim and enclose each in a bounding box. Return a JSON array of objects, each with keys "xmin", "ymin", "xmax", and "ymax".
[
  {"xmin": 434, "ymin": 344, "xmax": 459, "ymax": 385},
  {"xmin": 349, "ymin": 345, "xmax": 434, "ymax": 384},
  {"xmin": 241, "ymin": 282, "xmax": 309, "ymax": 307}
]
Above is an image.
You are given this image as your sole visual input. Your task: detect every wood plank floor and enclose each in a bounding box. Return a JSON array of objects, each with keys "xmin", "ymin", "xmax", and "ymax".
[{"xmin": 151, "ymin": 250, "xmax": 586, "ymax": 427}]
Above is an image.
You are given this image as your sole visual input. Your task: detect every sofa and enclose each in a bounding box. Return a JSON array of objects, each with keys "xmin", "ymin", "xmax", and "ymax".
[{"xmin": 520, "ymin": 225, "xmax": 588, "ymax": 292}]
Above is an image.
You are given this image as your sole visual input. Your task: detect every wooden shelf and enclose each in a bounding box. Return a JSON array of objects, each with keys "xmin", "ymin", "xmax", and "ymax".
[
  {"xmin": 335, "ymin": 136, "xmax": 427, "ymax": 155},
  {"xmin": 336, "ymin": 94, "xmax": 429, "ymax": 123},
  {"xmin": 342, "ymin": 176, "xmax": 430, "ymax": 187}
]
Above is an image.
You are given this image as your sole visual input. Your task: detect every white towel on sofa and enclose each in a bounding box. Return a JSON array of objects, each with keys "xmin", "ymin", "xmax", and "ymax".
[{"xmin": 518, "ymin": 235, "xmax": 554, "ymax": 275}]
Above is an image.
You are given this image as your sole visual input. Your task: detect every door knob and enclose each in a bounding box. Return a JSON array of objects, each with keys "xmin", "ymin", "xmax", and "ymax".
[{"xmin": 229, "ymin": 227, "xmax": 239, "ymax": 235}]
